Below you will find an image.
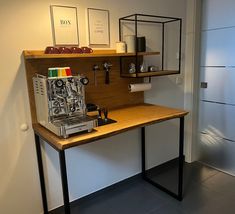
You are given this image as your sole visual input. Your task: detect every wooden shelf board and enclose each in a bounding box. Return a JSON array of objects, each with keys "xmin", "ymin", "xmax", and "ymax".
[
  {"xmin": 121, "ymin": 70, "xmax": 179, "ymax": 78},
  {"xmin": 136, "ymin": 51, "xmax": 160, "ymax": 56},
  {"xmin": 23, "ymin": 50, "xmax": 160, "ymax": 59}
]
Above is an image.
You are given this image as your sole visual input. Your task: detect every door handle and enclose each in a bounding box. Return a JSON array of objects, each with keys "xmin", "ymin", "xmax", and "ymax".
[{"xmin": 200, "ymin": 82, "xmax": 208, "ymax": 88}]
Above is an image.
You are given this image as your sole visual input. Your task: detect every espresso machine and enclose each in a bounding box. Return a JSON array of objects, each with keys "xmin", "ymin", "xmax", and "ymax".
[{"xmin": 33, "ymin": 68, "xmax": 97, "ymax": 138}]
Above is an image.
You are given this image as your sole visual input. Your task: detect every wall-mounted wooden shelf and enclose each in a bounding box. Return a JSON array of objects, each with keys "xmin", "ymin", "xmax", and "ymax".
[
  {"xmin": 23, "ymin": 50, "xmax": 160, "ymax": 59},
  {"xmin": 133, "ymin": 51, "xmax": 160, "ymax": 56},
  {"xmin": 121, "ymin": 70, "xmax": 179, "ymax": 78}
]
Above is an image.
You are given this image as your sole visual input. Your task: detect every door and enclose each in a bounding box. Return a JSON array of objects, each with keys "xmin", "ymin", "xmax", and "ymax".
[{"xmin": 199, "ymin": 0, "xmax": 235, "ymax": 175}]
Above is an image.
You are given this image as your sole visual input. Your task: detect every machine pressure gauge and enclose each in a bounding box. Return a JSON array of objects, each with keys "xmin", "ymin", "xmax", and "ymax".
[
  {"xmin": 55, "ymin": 79, "xmax": 64, "ymax": 88},
  {"xmin": 80, "ymin": 77, "xmax": 89, "ymax": 85}
]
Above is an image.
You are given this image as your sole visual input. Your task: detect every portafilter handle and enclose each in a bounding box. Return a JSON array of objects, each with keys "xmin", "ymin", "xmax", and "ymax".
[{"xmin": 103, "ymin": 62, "xmax": 112, "ymax": 84}]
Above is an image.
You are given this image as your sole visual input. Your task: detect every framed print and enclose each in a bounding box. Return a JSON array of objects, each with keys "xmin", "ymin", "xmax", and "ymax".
[
  {"xmin": 50, "ymin": 5, "xmax": 79, "ymax": 45},
  {"xmin": 88, "ymin": 8, "xmax": 110, "ymax": 45}
]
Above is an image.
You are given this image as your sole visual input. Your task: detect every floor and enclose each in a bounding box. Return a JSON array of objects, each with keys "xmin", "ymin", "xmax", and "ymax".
[{"xmin": 50, "ymin": 162, "xmax": 235, "ymax": 214}]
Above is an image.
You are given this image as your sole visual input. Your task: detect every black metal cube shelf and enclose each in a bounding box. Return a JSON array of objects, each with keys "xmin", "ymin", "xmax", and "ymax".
[{"xmin": 119, "ymin": 14, "xmax": 182, "ymax": 78}]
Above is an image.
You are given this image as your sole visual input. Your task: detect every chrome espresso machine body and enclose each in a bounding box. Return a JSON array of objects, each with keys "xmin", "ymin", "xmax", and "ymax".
[{"xmin": 33, "ymin": 71, "xmax": 97, "ymax": 138}]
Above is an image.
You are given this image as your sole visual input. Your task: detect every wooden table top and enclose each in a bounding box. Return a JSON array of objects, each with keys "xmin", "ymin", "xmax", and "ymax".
[{"xmin": 33, "ymin": 103, "xmax": 188, "ymax": 150}]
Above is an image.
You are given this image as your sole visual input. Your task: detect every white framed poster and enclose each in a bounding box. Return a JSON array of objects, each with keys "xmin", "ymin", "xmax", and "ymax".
[
  {"xmin": 50, "ymin": 5, "xmax": 79, "ymax": 45},
  {"xmin": 88, "ymin": 8, "xmax": 110, "ymax": 45}
]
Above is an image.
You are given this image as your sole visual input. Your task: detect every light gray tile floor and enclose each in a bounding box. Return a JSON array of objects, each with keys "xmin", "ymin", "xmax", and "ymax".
[{"xmin": 50, "ymin": 162, "xmax": 235, "ymax": 214}]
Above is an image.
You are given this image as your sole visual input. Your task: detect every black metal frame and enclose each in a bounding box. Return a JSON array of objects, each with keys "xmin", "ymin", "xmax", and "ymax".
[
  {"xmin": 141, "ymin": 116, "xmax": 184, "ymax": 200},
  {"xmin": 35, "ymin": 134, "xmax": 49, "ymax": 213},
  {"xmin": 119, "ymin": 13, "xmax": 182, "ymax": 77},
  {"xmin": 34, "ymin": 116, "xmax": 185, "ymax": 214},
  {"xmin": 34, "ymin": 134, "xmax": 71, "ymax": 214}
]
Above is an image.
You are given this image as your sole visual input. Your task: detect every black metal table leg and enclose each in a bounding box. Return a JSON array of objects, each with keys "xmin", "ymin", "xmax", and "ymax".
[
  {"xmin": 178, "ymin": 116, "xmax": 185, "ymax": 201},
  {"xmin": 141, "ymin": 127, "xmax": 146, "ymax": 178},
  {"xmin": 35, "ymin": 133, "xmax": 49, "ymax": 214},
  {"xmin": 59, "ymin": 150, "xmax": 71, "ymax": 214},
  {"xmin": 141, "ymin": 116, "xmax": 185, "ymax": 201}
]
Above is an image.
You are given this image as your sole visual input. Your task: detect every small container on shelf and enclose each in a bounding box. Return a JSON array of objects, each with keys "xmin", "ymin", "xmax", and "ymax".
[
  {"xmin": 148, "ymin": 66, "xmax": 159, "ymax": 72},
  {"xmin": 116, "ymin": 41, "xmax": 126, "ymax": 53},
  {"xmin": 137, "ymin": 37, "xmax": 146, "ymax": 52}
]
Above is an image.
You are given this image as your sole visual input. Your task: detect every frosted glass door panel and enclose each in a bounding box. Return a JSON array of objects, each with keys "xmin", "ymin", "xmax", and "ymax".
[
  {"xmin": 202, "ymin": 0, "xmax": 235, "ymax": 30},
  {"xmin": 200, "ymin": 67, "xmax": 235, "ymax": 105},
  {"xmin": 199, "ymin": 133, "xmax": 235, "ymax": 175},
  {"xmin": 199, "ymin": 101, "xmax": 235, "ymax": 141},
  {"xmin": 201, "ymin": 28, "xmax": 235, "ymax": 66}
]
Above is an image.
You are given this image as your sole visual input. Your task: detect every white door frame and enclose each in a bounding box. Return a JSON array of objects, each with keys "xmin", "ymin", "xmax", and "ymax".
[{"xmin": 184, "ymin": 0, "xmax": 202, "ymax": 162}]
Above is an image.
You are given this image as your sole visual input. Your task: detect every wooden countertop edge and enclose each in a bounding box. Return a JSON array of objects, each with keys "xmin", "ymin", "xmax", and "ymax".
[
  {"xmin": 33, "ymin": 127, "xmax": 63, "ymax": 151},
  {"xmin": 62, "ymin": 112, "xmax": 188, "ymax": 150},
  {"xmin": 32, "ymin": 109, "xmax": 188, "ymax": 151}
]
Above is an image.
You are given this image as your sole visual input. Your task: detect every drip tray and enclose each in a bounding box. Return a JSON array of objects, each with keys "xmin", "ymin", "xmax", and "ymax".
[{"xmin": 93, "ymin": 117, "xmax": 117, "ymax": 126}]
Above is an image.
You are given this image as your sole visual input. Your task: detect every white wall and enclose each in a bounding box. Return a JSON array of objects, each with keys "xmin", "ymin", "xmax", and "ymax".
[{"xmin": 0, "ymin": 0, "xmax": 187, "ymax": 213}]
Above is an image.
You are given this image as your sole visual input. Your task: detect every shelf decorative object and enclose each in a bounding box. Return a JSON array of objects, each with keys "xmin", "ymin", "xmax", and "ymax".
[
  {"xmin": 50, "ymin": 5, "xmax": 79, "ymax": 46},
  {"xmin": 87, "ymin": 8, "xmax": 110, "ymax": 46},
  {"xmin": 119, "ymin": 14, "xmax": 182, "ymax": 78}
]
